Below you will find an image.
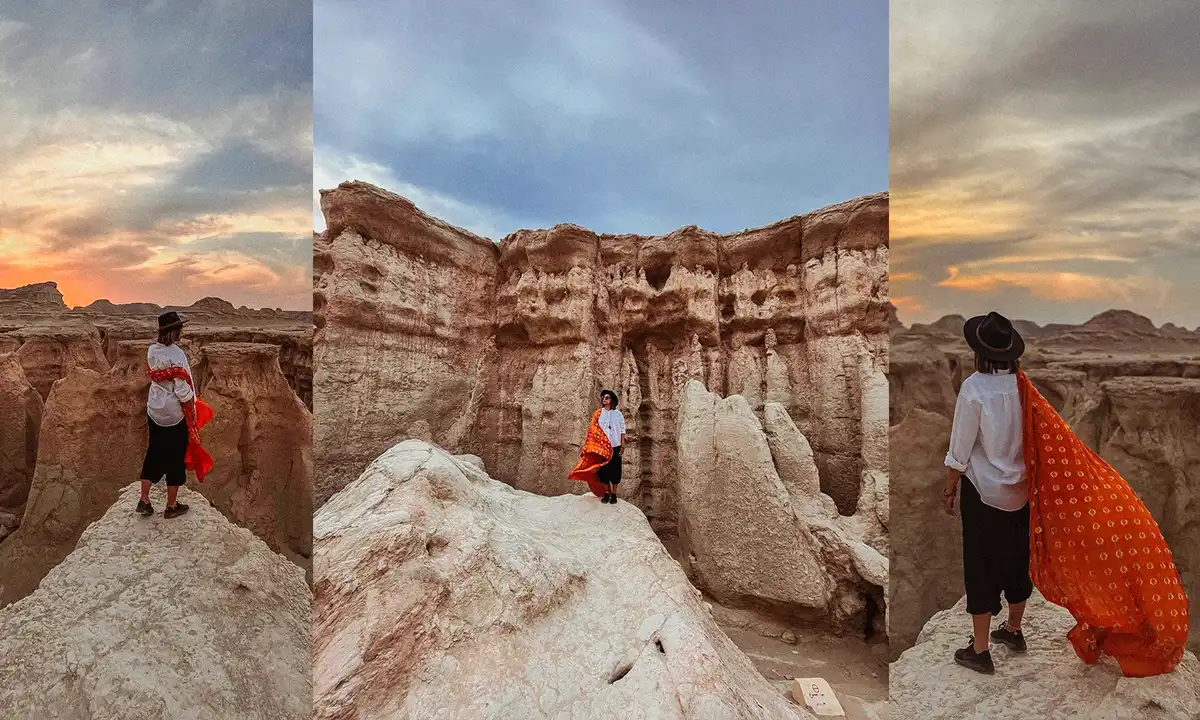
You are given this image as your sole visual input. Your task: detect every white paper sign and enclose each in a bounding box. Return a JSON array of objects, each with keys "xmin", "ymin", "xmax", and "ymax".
[{"xmin": 791, "ymin": 677, "xmax": 845, "ymax": 717}]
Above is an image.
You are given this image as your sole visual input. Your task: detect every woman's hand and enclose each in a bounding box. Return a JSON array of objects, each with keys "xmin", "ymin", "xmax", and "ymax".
[
  {"xmin": 942, "ymin": 489, "xmax": 956, "ymax": 516},
  {"xmin": 943, "ymin": 468, "xmax": 960, "ymax": 516}
]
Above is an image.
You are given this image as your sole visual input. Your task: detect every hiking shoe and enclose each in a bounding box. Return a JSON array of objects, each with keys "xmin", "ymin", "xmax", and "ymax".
[
  {"xmin": 163, "ymin": 502, "xmax": 190, "ymax": 519},
  {"xmin": 954, "ymin": 636, "xmax": 995, "ymax": 674},
  {"xmin": 992, "ymin": 622, "xmax": 1027, "ymax": 653},
  {"xmin": 136, "ymin": 499, "xmax": 154, "ymax": 517}
]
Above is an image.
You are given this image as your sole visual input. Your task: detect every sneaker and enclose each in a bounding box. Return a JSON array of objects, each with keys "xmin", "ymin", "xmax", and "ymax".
[
  {"xmin": 992, "ymin": 621, "xmax": 1027, "ymax": 653},
  {"xmin": 163, "ymin": 502, "xmax": 190, "ymax": 519},
  {"xmin": 136, "ymin": 499, "xmax": 154, "ymax": 517},
  {"xmin": 954, "ymin": 636, "xmax": 995, "ymax": 674},
  {"xmin": 603, "ymin": 494, "xmax": 614, "ymax": 504}
]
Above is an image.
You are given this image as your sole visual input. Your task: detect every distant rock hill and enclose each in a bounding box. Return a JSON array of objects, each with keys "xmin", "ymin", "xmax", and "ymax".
[
  {"xmin": 895, "ymin": 308, "xmax": 1199, "ymax": 346},
  {"xmin": 0, "ymin": 282, "xmax": 67, "ymax": 311},
  {"xmin": 0, "ymin": 281, "xmax": 310, "ymax": 320}
]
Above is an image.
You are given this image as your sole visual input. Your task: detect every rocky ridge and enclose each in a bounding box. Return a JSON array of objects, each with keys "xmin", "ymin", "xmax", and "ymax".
[
  {"xmin": 891, "ymin": 591, "xmax": 1200, "ymax": 720},
  {"xmin": 314, "ymin": 440, "xmax": 814, "ymax": 720},
  {"xmin": 0, "ymin": 483, "xmax": 311, "ymax": 720}
]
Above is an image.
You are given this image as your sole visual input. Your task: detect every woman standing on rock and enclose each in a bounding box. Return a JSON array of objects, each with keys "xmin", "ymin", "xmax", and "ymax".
[
  {"xmin": 942, "ymin": 311, "xmax": 1033, "ymax": 674},
  {"xmin": 137, "ymin": 311, "xmax": 213, "ymax": 519},
  {"xmin": 569, "ymin": 389, "xmax": 626, "ymax": 504},
  {"xmin": 944, "ymin": 311, "xmax": 1189, "ymax": 678}
]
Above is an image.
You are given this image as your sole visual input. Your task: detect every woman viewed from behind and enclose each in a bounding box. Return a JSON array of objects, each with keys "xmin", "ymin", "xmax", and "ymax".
[{"xmin": 942, "ymin": 311, "xmax": 1032, "ymax": 674}]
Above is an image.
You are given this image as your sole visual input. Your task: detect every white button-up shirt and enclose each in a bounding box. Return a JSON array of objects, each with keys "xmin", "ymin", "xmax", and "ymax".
[
  {"xmin": 945, "ymin": 370, "xmax": 1028, "ymax": 511},
  {"xmin": 147, "ymin": 343, "xmax": 196, "ymax": 427},
  {"xmin": 598, "ymin": 408, "xmax": 626, "ymax": 448}
]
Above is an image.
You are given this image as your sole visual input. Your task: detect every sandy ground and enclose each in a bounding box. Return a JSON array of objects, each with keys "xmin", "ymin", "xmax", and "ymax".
[{"xmin": 658, "ymin": 537, "xmax": 888, "ymax": 718}]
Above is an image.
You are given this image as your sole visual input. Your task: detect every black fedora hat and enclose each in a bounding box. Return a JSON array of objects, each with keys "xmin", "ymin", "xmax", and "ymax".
[
  {"xmin": 964, "ymin": 311, "xmax": 1024, "ymax": 362},
  {"xmin": 599, "ymin": 388, "xmax": 619, "ymax": 408},
  {"xmin": 157, "ymin": 311, "xmax": 188, "ymax": 332}
]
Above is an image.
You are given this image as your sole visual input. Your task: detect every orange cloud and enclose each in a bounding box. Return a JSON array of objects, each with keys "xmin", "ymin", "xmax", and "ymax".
[
  {"xmin": 891, "ymin": 295, "xmax": 925, "ymax": 312},
  {"xmin": 938, "ymin": 266, "xmax": 1166, "ymax": 304}
]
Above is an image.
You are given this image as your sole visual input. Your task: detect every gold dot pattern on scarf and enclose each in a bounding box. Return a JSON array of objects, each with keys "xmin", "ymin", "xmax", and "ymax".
[{"xmin": 1025, "ymin": 375, "xmax": 1189, "ymax": 673}]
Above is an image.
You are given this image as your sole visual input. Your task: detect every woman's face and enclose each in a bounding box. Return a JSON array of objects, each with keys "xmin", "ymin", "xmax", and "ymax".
[{"xmin": 601, "ymin": 394, "xmax": 611, "ymax": 409}]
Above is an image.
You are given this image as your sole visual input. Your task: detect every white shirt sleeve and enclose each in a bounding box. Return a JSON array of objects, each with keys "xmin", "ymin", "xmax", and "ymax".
[
  {"xmin": 944, "ymin": 384, "xmax": 980, "ymax": 472},
  {"xmin": 618, "ymin": 411, "xmax": 626, "ymax": 435},
  {"xmin": 171, "ymin": 348, "xmax": 195, "ymax": 403}
]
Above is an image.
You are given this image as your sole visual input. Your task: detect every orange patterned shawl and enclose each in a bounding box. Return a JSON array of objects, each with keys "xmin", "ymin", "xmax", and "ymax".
[
  {"xmin": 569, "ymin": 409, "xmax": 613, "ymax": 497},
  {"xmin": 148, "ymin": 365, "xmax": 215, "ymax": 483},
  {"xmin": 1020, "ymin": 371, "xmax": 1188, "ymax": 676}
]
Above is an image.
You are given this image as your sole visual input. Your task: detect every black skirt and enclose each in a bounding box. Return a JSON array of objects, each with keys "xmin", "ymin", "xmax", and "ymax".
[
  {"xmin": 960, "ymin": 477, "xmax": 1033, "ymax": 615},
  {"xmin": 598, "ymin": 445, "xmax": 622, "ymax": 485},
  {"xmin": 140, "ymin": 414, "xmax": 189, "ymax": 487}
]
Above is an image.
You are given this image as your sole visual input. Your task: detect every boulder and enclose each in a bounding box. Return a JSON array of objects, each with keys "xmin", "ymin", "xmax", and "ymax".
[
  {"xmin": 313, "ymin": 440, "xmax": 811, "ymax": 719},
  {"xmin": 676, "ymin": 380, "xmax": 887, "ymax": 633},
  {"xmin": 891, "ymin": 591, "xmax": 1200, "ymax": 720},
  {"xmin": 0, "ymin": 484, "xmax": 310, "ymax": 719}
]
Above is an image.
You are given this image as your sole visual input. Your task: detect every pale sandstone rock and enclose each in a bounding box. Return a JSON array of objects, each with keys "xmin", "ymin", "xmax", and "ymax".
[
  {"xmin": 313, "ymin": 440, "xmax": 811, "ymax": 720},
  {"xmin": 0, "ymin": 484, "xmax": 310, "ymax": 720},
  {"xmin": 676, "ymin": 380, "xmax": 887, "ymax": 634},
  {"xmin": 0, "ymin": 354, "xmax": 42, "ymax": 519},
  {"xmin": 891, "ymin": 591, "xmax": 1200, "ymax": 720},
  {"xmin": 314, "ymin": 182, "xmax": 889, "ymax": 524},
  {"xmin": 0, "ymin": 341, "xmax": 311, "ymax": 605}
]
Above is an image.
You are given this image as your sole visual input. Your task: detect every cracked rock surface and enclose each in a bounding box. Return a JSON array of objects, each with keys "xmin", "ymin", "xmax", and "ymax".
[
  {"xmin": 0, "ymin": 484, "xmax": 311, "ymax": 720},
  {"xmin": 313, "ymin": 440, "xmax": 812, "ymax": 719},
  {"xmin": 891, "ymin": 591, "xmax": 1200, "ymax": 720}
]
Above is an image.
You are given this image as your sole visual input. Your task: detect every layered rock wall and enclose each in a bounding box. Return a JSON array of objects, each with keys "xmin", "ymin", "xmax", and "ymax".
[
  {"xmin": 313, "ymin": 185, "xmax": 498, "ymax": 505},
  {"xmin": 315, "ymin": 182, "xmax": 889, "ymax": 531}
]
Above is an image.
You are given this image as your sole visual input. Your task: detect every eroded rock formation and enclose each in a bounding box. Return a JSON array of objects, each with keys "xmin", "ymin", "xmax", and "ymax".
[
  {"xmin": 0, "ymin": 354, "xmax": 42, "ymax": 531},
  {"xmin": 0, "ymin": 340, "xmax": 313, "ymax": 605},
  {"xmin": 313, "ymin": 441, "xmax": 812, "ymax": 719},
  {"xmin": 314, "ymin": 181, "xmax": 890, "ymax": 531},
  {"xmin": 890, "ymin": 310, "xmax": 1200, "ymax": 655},
  {"xmin": 0, "ymin": 282, "xmax": 313, "ymax": 409},
  {"xmin": 0, "ymin": 483, "xmax": 311, "ymax": 719},
  {"xmin": 677, "ymin": 380, "xmax": 887, "ymax": 635},
  {"xmin": 890, "ymin": 591, "xmax": 1200, "ymax": 720}
]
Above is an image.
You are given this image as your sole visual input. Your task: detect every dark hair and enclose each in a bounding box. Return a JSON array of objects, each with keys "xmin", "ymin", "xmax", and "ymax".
[
  {"xmin": 599, "ymin": 389, "xmax": 619, "ymax": 409},
  {"xmin": 158, "ymin": 327, "xmax": 182, "ymax": 346},
  {"xmin": 976, "ymin": 354, "xmax": 1019, "ymax": 374}
]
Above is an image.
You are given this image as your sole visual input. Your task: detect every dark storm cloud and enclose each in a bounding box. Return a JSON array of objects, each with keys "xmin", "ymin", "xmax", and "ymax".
[
  {"xmin": 891, "ymin": 0, "xmax": 1200, "ymax": 327},
  {"xmin": 313, "ymin": 0, "xmax": 888, "ymax": 237}
]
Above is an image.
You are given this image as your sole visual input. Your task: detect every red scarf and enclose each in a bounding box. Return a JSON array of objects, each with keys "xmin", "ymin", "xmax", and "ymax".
[
  {"xmin": 568, "ymin": 409, "xmax": 612, "ymax": 497},
  {"xmin": 1020, "ymin": 371, "xmax": 1188, "ymax": 676},
  {"xmin": 148, "ymin": 365, "xmax": 214, "ymax": 483}
]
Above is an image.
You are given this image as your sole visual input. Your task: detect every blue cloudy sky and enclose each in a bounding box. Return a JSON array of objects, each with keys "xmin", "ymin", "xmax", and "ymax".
[
  {"xmin": 313, "ymin": 0, "xmax": 888, "ymax": 239},
  {"xmin": 0, "ymin": 0, "xmax": 311, "ymax": 309},
  {"xmin": 892, "ymin": 0, "xmax": 1200, "ymax": 328}
]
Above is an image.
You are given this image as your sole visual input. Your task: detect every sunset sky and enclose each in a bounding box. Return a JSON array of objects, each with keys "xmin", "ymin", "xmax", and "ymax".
[
  {"xmin": 891, "ymin": 1, "xmax": 1200, "ymax": 328},
  {"xmin": 0, "ymin": 1, "xmax": 312, "ymax": 310},
  {"xmin": 313, "ymin": 0, "xmax": 887, "ymax": 239}
]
